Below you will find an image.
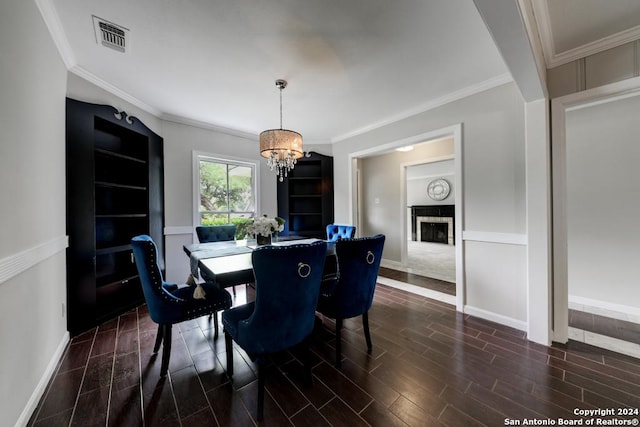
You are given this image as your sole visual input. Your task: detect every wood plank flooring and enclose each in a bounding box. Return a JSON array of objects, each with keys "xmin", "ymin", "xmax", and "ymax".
[
  {"xmin": 569, "ymin": 309, "xmax": 640, "ymax": 346},
  {"xmin": 28, "ymin": 281, "xmax": 640, "ymax": 426},
  {"xmin": 378, "ymin": 267, "xmax": 455, "ymax": 296}
]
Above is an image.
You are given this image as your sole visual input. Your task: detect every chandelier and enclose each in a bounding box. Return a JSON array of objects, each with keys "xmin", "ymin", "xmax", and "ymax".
[{"xmin": 259, "ymin": 79, "xmax": 303, "ymax": 181}]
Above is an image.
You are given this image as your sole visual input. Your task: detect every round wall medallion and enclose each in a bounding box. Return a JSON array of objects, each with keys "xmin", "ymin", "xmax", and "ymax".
[{"xmin": 427, "ymin": 178, "xmax": 450, "ymax": 201}]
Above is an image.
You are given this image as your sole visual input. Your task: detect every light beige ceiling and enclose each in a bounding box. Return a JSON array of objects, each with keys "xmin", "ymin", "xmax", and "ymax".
[{"xmin": 40, "ymin": 0, "xmax": 640, "ymax": 143}]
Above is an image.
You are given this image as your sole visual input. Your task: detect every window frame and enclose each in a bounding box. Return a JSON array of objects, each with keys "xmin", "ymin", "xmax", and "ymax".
[{"xmin": 192, "ymin": 151, "xmax": 260, "ymax": 239}]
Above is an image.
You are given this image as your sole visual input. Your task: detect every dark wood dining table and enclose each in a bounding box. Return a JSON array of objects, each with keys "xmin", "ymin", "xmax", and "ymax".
[{"xmin": 183, "ymin": 238, "xmax": 337, "ymax": 289}]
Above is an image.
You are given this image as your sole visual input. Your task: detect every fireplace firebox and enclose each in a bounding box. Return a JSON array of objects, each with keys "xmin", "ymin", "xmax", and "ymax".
[
  {"xmin": 421, "ymin": 222, "xmax": 449, "ymax": 244},
  {"xmin": 410, "ymin": 205, "xmax": 455, "ymax": 245}
]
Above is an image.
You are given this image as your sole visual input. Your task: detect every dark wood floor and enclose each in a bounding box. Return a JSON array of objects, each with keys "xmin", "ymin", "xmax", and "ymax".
[
  {"xmin": 378, "ymin": 267, "xmax": 455, "ymax": 296},
  {"xmin": 569, "ymin": 309, "xmax": 640, "ymax": 345},
  {"xmin": 381, "ymin": 266, "xmax": 640, "ymax": 348},
  {"xmin": 29, "ymin": 281, "xmax": 640, "ymax": 426}
]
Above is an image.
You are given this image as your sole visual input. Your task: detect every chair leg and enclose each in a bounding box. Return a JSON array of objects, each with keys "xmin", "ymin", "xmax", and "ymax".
[
  {"xmin": 335, "ymin": 318, "xmax": 343, "ymax": 368},
  {"xmin": 160, "ymin": 324, "xmax": 172, "ymax": 377},
  {"xmin": 257, "ymin": 359, "xmax": 265, "ymax": 421},
  {"xmin": 153, "ymin": 324, "xmax": 163, "ymax": 354},
  {"xmin": 303, "ymin": 335, "xmax": 313, "ymax": 386},
  {"xmin": 213, "ymin": 311, "xmax": 219, "ymax": 338},
  {"xmin": 362, "ymin": 311, "xmax": 372, "ymax": 353},
  {"xmin": 224, "ymin": 331, "xmax": 234, "ymax": 377}
]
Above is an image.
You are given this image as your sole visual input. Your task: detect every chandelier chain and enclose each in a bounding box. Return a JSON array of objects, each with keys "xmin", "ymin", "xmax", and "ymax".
[{"xmin": 279, "ymin": 84, "xmax": 283, "ymax": 130}]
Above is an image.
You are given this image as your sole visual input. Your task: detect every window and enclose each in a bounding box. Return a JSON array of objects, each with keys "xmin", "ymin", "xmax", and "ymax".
[{"xmin": 195, "ymin": 154, "xmax": 257, "ymax": 238}]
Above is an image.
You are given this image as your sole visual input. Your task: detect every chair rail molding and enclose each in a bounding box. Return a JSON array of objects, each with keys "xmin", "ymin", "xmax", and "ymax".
[
  {"xmin": 462, "ymin": 230, "xmax": 527, "ymax": 246},
  {"xmin": 164, "ymin": 226, "xmax": 195, "ymax": 235},
  {"xmin": 0, "ymin": 235, "xmax": 69, "ymax": 285}
]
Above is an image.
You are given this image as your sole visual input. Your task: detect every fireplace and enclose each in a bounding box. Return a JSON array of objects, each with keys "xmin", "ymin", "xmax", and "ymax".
[
  {"xmin": 411, "ymin": 205, "xmax": 455, "ymax": 245},
  {"xmin": 420, "ymin": 222, "xmax": 448, "ymax": 244},
  {"xmin": 416, "ymin": 216, "xmax": 454, "ymax": 244}
]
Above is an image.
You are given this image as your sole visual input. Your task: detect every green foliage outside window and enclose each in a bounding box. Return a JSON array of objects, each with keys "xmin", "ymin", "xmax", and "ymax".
[
  {"xmin": 199, "ymin": 159, "xmax": 255, "ymax": 239},
  {"xmin": 200, "ymin": 215, "xmax": 253, "ymax": 239}
]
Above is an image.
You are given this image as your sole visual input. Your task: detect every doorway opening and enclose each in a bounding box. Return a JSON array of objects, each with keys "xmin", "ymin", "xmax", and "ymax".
[
  {"xmin": 403, "ymin": 160, "xmax": 456, "ymax": 284},
  {"xmin": 553, "ymin": 78, "xmax": 640, "ymax": 358},
  {"xmin": 348, "ymin": 125, "xmax": 464, "ymax": 311}
]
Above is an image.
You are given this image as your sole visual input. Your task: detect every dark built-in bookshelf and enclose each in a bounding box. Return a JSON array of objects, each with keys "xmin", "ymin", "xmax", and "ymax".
[
  {"xmin": 277, "ymin": 152, "xmax": 334, "ymax": 239},
  {"xmin": 66, "ymin": 98, "xmax": 164, "ymax": 336}
]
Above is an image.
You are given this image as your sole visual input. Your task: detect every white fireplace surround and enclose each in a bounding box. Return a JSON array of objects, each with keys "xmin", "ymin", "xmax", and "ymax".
[{"xmin": 416, "ymin": 216, "xmax": 454, "ymax": 245}]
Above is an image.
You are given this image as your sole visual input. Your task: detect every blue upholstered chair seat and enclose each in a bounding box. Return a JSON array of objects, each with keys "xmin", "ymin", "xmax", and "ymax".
[
  {"xmin": 316, "ymin": 234, "xmax": 385, "ymax": 368},
  {"xmin": 222, "ymin": 241, "xmax": 327, "ymax": 420},
  {"xmin": 219, "ymin": 301, "xmax": 253, "ymax": 342},
  {"xmin": 131, "ymin": 234, "xmax": 232, "ymax": 377},
  {"xmin": 166, "ymin": 282, "xmax": 232, "ymax": 322}
]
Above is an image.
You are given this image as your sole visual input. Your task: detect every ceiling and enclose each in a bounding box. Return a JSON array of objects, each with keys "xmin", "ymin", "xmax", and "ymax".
[
  {"xmin": 42, "ymin": 0, "xmax": 640, "ymax": 144},
  {"xmin": 533, "ymin": 0, "xmax": 640, "ymax": 68}
]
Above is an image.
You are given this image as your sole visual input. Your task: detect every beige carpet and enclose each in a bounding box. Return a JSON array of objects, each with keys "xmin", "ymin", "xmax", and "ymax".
[{"xmin": 406, "ymin": 240, "xmax": 456, "ymax": 283}]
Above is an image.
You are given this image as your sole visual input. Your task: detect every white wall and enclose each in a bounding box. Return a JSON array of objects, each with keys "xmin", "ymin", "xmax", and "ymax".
[
  {"xmin": 0, "ymin": 1, "xmax": 69, "ymax": 425},
  {"xmin": 406, "ymin": 159, "xmax": 455, "ymax": 206},
  {"xmin": 162, "ymin": 121, "xmax": 279, "ymax": 283},
  {"xmin": 565, "ymin": 93, "xmax": 640, "ymax": 312},
  {"xmin": 333, "ymin": 82, "xmax": 528, "ymax": 327}
]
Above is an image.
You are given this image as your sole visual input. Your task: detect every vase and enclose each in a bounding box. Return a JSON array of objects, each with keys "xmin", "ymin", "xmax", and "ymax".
[{"xmin": 256, "ymin": 234, "xmax": 272, "ymax": 246}]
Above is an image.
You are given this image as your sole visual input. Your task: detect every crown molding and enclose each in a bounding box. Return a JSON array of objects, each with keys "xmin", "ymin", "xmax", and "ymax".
[
  {"xmin": 35, "ymin": 0, "xmax": 76, "ymax": 68},
  {"xmin": 332, "ymin": 73, "xmax": 513, "ymax": 143},
  {"xmin": 162, "ymin": 114, "xmax": 333, "ymax": 144},
  {"xmin": 69, "ymin": 66, "xmax": 164, "ymax": 117},
  {"xmin": 162, "ymin": 113, "xmax": 259, "ymax": 140},
  {"xmin": 532, "ymin": 0, "xmax": 640, "ymax": 69},
  {"xmin": 37, "ymin": 0, "xmax": 165, "ymax": 119},
  {"xmin": 552, "ymin": 25, "xmax": 640, "ymax": 68}
]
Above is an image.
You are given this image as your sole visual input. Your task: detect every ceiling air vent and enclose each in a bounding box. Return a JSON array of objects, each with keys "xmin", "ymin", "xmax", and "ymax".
[{"xmin": 92, "ymin": 16, "xmax": 129, "ymax": 53}]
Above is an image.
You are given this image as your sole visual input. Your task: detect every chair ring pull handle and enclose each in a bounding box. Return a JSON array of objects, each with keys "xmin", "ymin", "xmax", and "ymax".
[
  {"xmin": 366, "ymin": 251, "xmax": 375, "ymax": 265},
  {"xmin": 298, "ymin": 262, "xmax": 311, "ymax": 278}
]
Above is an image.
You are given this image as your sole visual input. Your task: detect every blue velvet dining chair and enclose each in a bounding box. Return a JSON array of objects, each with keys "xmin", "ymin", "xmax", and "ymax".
[
  {"xmin": 325, "ymin": 224, "xmax": 356, "ymax": 241},
  {"xmin": 316, "ymin": 234, "xmax": 385, "ymax": 368},
  {"xmin": 196, "ymin": 224, "xmax": 236, "ymax": 243},
  {"xmin": 131, "ymin": 235, "xmax": 232, "ymax": 377},
  {"xmin": 195, "ymin": 224, "xmax": 238, "ymax": 295},
  {"xmin": 222, "ymin": 241, "xmax": 327, "ymax": 421}
]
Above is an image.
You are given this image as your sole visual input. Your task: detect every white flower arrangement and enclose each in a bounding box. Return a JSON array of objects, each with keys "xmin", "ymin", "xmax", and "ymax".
[{"xmin": 247, "ymin": 215, "xmax": 285, "ymax": 237}]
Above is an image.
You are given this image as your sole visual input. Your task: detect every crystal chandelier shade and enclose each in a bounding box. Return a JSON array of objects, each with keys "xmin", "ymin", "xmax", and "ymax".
[{"xmin": 259, "ymin": 79, "xmax": 303, "ymax": 181}]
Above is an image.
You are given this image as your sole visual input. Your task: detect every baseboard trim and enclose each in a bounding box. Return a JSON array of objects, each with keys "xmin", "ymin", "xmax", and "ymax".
[
  {"xmin": 0, "ymin": 236, "xmax": 68, "ymax": 285},
  {"xmin": 463, "ymin": 305, "xmax": 527, "ymax": 332},
  {"xmin": 15, "ymin": 331, "xmax": 70, "ymax": 427},
  {"xmin": 568, "ymin": 327, "xmax": 640, "ymax": 359},
  {"xmin": 380, "ymin": 258, "xmax": 455, "ymax": 284},
  {"xmin": 380, "ymin": 259, "xmax": 402, "ymax": 270},
  {"xmin": 569, "ymin": 295, "xmax": 640, "ymax": 323},
  {"xmin": 377, "ymin": 276, "xmax": 456, "ymax": 306}
]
